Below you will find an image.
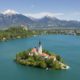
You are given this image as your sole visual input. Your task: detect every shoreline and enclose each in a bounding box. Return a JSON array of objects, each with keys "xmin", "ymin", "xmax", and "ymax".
[
  {"xmin": 0, "ymin": 33, "xmax": 80, "ymax": 42},
  {"xmin": 15, "ymin": 48, "xmax": 70, "ymax": 70},
  {"xmin": 0, "ymin": 27, "xmax": 80, "ymax": 42}
]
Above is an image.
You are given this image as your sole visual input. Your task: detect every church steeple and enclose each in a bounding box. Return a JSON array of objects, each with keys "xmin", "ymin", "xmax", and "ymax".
[
  {"xmin": 38, "ymin": 41, "xmax": 42, "ymax": 54},
  {"xmin": 39, "ymin": 41, "xmax": 41, "ymax": 46}
]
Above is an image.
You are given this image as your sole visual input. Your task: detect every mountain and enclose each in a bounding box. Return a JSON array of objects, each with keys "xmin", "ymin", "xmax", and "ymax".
[
  {"xmin": 0, "ymin": 10, "xmax": 80, "ymax": 29},
  {"xmin": 0, "ymin": 10, "xmax": 34, "ymax": 29},
  {"xmin": 36, "ymin": 16, "xmax": 80, "ymax": 29}
]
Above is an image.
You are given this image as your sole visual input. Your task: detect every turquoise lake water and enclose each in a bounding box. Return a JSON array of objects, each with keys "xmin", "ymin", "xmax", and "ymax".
[{"xmin": 0, "ymin": 35, "xmax": 80, "ymax": 80}]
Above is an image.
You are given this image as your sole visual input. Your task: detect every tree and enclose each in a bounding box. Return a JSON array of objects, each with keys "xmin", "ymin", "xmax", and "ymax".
[
  {"xmin": 45, "ymin": 58, "xmax": 54, "ymax": 67},
  {"xmin": 52, "ymin": 61, "xmax": 61, "ymax": 70},
  {"xmin": 38, "ymin": 61, "xmax": 47, "ymax": 68},
  {"xmin": 56, "ymin": 55, "xmax": 63, "ymax": 62}
]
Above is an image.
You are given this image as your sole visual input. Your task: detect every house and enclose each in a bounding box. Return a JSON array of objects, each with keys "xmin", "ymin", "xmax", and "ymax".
[
  {"xmin": 29, "ymin": 41, "xmax": 56, "ymax": 60},
  {"xmin": 30, "ymin": 41, "xmax": 43, "ymax": 55},
  {"xmin": 49, "ymin": 56, "xmax": 56, "ymax": 61},
  {"xmin": 40, "ymin": 53, "xmax": 49, "ymax": 58},
  {"xmin": 31, "ymin": 48, "xmax": 38, "ymax": 55}
]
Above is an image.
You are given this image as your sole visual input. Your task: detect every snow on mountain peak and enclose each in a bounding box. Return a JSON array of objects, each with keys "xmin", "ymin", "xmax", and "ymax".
[
  {"xmin": 25, "ymin": 12, "xmax": 63, "ymax": 19},
  {"xmin": 2, "ymin": 9, "xmax": 18, "ymax": 15}
]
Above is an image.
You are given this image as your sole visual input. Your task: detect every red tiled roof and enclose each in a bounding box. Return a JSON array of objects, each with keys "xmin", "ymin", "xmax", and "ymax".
[
  {"xmin": 40, "ymin": 53, "xmax": 49, "ymax": 57},
  {"xmin": 31, "ymin": 48, "xmax": 37, "ymax": 53}
]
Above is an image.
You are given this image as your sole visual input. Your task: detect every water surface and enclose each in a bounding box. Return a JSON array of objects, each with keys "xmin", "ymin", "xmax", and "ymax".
[{"xmin": 0, "ymin": 35, "xmax": 80, "ymax": 80}]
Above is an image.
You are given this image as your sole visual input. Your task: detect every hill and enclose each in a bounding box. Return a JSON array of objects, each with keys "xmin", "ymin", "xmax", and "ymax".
[{"xmin": 0, "ymin": 10, "xmax": 80, "ymax": 29}]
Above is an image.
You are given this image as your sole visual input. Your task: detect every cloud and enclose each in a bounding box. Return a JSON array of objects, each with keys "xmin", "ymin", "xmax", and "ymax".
[
  {"xmin": 72, "ymin": 12, "xmax": 80, "ymax": 16},
  {"xmin": 1, "ymin": 9, "xmax": 18, "ymax": 15},
  {"xmin": 24, "ymin": 12, "xmax": 64, "ymax": 18}
]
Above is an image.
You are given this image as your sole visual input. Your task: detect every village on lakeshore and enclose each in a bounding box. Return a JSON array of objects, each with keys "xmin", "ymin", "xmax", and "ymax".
[{"xmin": 15, "ymin": 41, "xmax": 70, "ymax": 70}]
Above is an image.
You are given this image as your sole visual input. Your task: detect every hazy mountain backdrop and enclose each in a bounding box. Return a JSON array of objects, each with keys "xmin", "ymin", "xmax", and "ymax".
[{"xmin": 0, "ymin": 10, "xmax": 80, "ymax": 29}]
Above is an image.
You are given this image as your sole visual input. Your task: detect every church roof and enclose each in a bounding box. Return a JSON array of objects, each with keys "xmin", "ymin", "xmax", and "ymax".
[
  {"xmin": 40, "ymin": 53, "xmax": 49, "ymax": 57},
  {"xmin": 31, "ymin": 48, "xmax": 37, "ymax": 53}
]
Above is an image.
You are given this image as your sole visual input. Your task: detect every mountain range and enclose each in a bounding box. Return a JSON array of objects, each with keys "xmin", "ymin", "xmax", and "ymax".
[{"xmin": 0, "ymin": 10, "xmax": 80, "ymax": 29}]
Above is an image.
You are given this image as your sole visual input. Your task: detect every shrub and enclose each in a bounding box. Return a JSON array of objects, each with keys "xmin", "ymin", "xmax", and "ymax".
[{"xmin": 38, "ymin": 61, "xmax": 47, "ymax": 68}]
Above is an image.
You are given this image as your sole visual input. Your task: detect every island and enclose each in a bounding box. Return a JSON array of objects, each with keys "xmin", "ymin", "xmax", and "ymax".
[{"xmin": 15, "ymin": 41, "xmax": 69, "ymax": 70}]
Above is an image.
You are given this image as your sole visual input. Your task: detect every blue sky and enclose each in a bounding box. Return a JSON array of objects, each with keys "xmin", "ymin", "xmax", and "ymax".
[{"xmin": 0, "ymin": 0, "xmax": 80, "ymax": 20}]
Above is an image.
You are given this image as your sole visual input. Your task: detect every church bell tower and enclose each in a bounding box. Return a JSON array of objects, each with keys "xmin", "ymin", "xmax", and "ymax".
[{"xmin": 38, "ymin": 41, "xmax": 42, "ymax": 54}]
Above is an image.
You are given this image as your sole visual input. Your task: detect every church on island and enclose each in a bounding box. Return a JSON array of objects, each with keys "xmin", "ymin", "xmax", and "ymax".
[
  {"xmin": 16, "ymin": 41, "xmax": 70, "ymax": 70},
  {"xmin": 28, "ymin": 41, "xmax": 69, "ymax": 69},
  {"xmin": 29, "ymin": 41, "xmax": 56, "ymax": 61}
]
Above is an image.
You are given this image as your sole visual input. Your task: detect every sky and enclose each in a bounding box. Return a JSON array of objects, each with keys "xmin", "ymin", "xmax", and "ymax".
[{"xmin": 0, "ymin": 0, "xmax": 80, "ymax": 20}]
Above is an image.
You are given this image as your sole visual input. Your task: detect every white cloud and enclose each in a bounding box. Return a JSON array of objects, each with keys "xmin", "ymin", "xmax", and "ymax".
[
  {"xmin": 24, "ymin": 12, "xmax": 64, "ymax": 18},
  {"xmin": 63, "ymin": 12, "xmax": 80, "ymax": 21},
  {"xmin": 72, "ymin": 12, "xmax": 80, "ymax": 16},
  {"xmin": 1, "ymin": 9, "xmax": 18, "ymax": 15}
]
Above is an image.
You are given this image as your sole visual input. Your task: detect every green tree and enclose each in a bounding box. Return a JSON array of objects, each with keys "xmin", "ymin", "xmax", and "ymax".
[
  {"xmin": 38, "ymin": 61, "xmax": 47, "ymax": 68},
  {"xmin": 52, "ymin": 61, "xmax": 61, "ymax": 70}
]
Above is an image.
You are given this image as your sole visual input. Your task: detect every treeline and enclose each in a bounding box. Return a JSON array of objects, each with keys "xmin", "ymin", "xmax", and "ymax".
[
  {"xmin": 0, "ymin": 27, "xmax": 43, "ymax": 41},
  {"xmin": 0, "ymin": 26, "xmax": 80, "ymax": 41}
]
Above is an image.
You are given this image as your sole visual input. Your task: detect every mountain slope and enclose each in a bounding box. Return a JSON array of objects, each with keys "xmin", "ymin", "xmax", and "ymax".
[
  {"xmin": 0, "ymin": 13, "xmax": 34, "ymax": 29},
  {"xmin": 0, "ymin": 10, "xmax": 80, "ymax": 29}
]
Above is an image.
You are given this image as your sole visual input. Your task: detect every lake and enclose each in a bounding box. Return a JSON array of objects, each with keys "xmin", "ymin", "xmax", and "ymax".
[{"xmin": 0, "ymin": 34, "xmax": 80, "ymax": 80}]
